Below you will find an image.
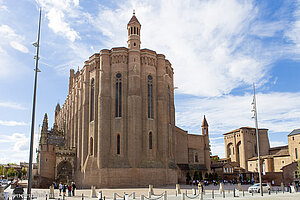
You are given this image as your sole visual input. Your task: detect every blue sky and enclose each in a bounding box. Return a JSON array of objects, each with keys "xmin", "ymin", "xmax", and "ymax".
[{"xmin": 0, "ymin": 0, "xmax": 300, "ymax": 163}]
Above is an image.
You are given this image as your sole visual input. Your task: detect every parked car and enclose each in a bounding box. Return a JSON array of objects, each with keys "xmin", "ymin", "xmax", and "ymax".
[{"xmin": 248, "ymin": 183, "xmax": 271, "ymax": 193}]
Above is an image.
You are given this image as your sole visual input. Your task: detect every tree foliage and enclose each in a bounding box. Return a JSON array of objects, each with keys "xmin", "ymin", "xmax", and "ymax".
[
  {"xmin": 20, "ymin": 167, "xmax": 27, "ymax": 178},
  {"xmin": 0, "ymin": 165, "xmax": 7, "ymax": 176},
  {"xmin": 7, "ymin": 168, "xmax": 18, "ymax": 177}
]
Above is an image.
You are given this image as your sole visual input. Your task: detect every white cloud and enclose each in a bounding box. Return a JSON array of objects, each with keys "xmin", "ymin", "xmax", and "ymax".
[
  {"xmin": 10, "ymin": 41, "xmax": 29, "ymax": 53},
  {"xmin": 0, "ymin": 25, "xmax": 29, "ymax": 79},
  {"xmin": 285, "ymin": 2, "xmax": 300, "ymax": 57},
  {"xmin": 270, "ymin": 141, "xmax": 287, "ymax": 148},
  {"xmin": 89, "ymin": 0, "xmax": 278, "ymax": 96},
  {"xmin": 0, "ymin": 101, "xmax": 26, "ymax": 110},
  {"xmin": 0, "ymin": 120, "xmax": 27, "ymax": 126},
  {"xmin": 176, "ymin": 92, "xmax": 300, "ymax": 135},
  {"xmin": 37, "ymin": 0, "xmax": 81, "ymax": 42},
  {"xmin": 0, "ymin": 0, "xmax": 7, "ymax": 11},
  {"xmin": 176, "ymin": 92, "xmax": 300, "ymax": 157},
  {"xmin": 0, "ymin": 133, "xmax": 29, "ymax": 151},
  {"xmin": 0, "ymin": 25, "xmax": 29, "ymax": 53},
  {"xmin": 0, "ymin": 132, "xmax": 39, "ymax": 163}
]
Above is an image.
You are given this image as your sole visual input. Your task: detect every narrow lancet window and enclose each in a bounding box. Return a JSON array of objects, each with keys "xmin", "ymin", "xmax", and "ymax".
[
  {"xmin": 168, "ymin": 85, "xmax": 171, "ymax": 123},
  {"xmin": 195, "ymin": 153, "xmax": 199, "ymax": 163},
  {"xmin": 90, "ymin": 78, "xmax": 95, "ymax": 121},
  {"xmin": 90, "ymin": 137, "xmax": 93, "ymax": 156},
  {"xmin": 149, "ymin": 132, "xmax": 153, "ymax": 149},
  {"xmin": 147, "ymin": 75, "xmax": 153, "ymax": 119},
  {"xmin": 115, "ymin": 73, "xmax": 122, "ymax": 117},
  {"xmin": 117, "ymin": 134, "xmax": 120, "ymax": 155}
]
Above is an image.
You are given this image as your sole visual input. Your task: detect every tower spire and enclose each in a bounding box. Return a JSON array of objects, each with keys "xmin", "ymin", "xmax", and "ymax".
[
  {"xmin": 127, "ymin": 11, "xmax": 141, "ymax": 49},
  {"xmin": 202, "ymin": 115, "xmax": 208, "ymax": 127},
  {"xmin": 202, "ymin": 115, "xmax": 208, "ymax": 135}
]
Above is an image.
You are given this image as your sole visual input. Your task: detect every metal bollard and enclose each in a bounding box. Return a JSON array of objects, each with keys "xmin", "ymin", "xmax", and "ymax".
[
  {"xmin": 252, "ymin": 191, "xmax": 253, "ymax": 196},
  {"xmin": 243, "ymin": 190, "xmax": 244, "ymax": 197},
  {"xmin": 82, "ymin": 193, "xmax": 84, "ymax": 200},
  {"xmin": 46, "ymin": 194, "xmax": 48, "ymax": 200},
  {"xmin": 233, "ymin": 188, "xmax": 235, "ymax": 197},
  {"xmin": 63, "ymin": 194, "xmax": 65, "ymax": 200},
  {"xmin": 212, "ymin": 190, "xmax": 214, "ymax": 199},
  {"xmin": 113, "ymin": 193, "xmax": 117, "ymax": 200},
  {"xmin": 163, "ymin": 191, "xmax": 167, "ymax": 200},
  {"xmin": 140, "ymin": 195, "xmax": 144, "ymax": 200},
  {"xmin": 133, "ymin": 192, "xmax": 135, "ymax": 199},
  {"xmin": 181, "ymin": 193, "xmax": 185, "ymax": 200},
  {"xmin": 269, "ymin": 190, "xmax": 271, "ymax": 195}
]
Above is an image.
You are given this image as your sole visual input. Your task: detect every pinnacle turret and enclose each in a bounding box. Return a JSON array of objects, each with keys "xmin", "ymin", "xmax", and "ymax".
[
  {"xmin": 42, "ymin": 113, "xmax": 48, "ymax": 132},
  {"xmin": 202, "ymin": 115, "xmax": 208, "ymax": 127},
  {"xmin": 127, "ymin": 10, "xmax": 141, "ymax": 49}
]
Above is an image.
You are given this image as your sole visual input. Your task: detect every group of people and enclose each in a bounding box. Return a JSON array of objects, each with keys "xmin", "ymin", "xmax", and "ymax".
[{"xmin": 58, "ymin": 182, "xmax": 76, "ymax": 197}]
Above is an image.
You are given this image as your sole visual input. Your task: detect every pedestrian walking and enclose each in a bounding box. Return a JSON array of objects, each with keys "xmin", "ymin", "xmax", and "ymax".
[
  {"xmin": 59, "ymin": 182, "xmax": 62, "ymax": 196},
  {"xmin": 68, "ymin": 184, "xmax": 72, "ymax": 196},
  {"xmin": 72, "ymin": 182, "xmax": 76, "ymax": 196},
  {"xmin": 63, "ymin": 184, "xmax": 66, "ymax": 196}
]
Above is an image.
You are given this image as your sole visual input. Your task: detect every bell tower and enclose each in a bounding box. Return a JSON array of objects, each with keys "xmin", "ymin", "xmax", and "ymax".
[
  {"xmin": 202, "ymin": 115, "xmax": 208, "ymax": 135},
  {"xmin": 127, "ymin": 10, "xmax": 141, "ymax": 50}
]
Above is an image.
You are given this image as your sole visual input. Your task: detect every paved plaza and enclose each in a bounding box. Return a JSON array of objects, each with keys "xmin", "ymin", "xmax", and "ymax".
[{"xmin": 4, "ymin": 184, "xmax": 300, "ymax": 200}]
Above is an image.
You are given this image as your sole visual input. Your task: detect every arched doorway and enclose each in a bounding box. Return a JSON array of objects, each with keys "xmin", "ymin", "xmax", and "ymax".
[{"xmin": 56, "ymin": 161, "xmax": 72, "ymax": 184}]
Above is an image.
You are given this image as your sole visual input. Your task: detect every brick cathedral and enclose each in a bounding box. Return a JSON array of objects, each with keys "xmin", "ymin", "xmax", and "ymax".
[{"xmin": 36, "ymin": 13, "xmax": 211, "ymax": 188}]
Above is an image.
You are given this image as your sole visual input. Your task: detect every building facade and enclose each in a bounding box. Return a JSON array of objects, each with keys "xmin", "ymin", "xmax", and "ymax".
[
  {"xmin": 36, "ymin": 13, "xmax": 211, "ymax": 188},
  {"xmin": 223, "ymin": 127, "xmax": 270, "ymax": 171},
  {"xmin": 223, "ymin": 127, "xmax": 300, "ymax": 185}
]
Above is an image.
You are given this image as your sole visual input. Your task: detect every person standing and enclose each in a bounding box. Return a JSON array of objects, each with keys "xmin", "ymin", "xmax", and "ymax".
[
  {"xmin": 62, "ymin": 184, "xmax": 66, "ymax": 196},
  {"xmin": 72, "ymin": 182, "xmax": 76, "ymax": 196},
  {"xmin": 68, "ymin": 184, "xmax": 72, "ymax": 196},
  {"xmin": 59, "ymin": 182, "xmax": 62, "ymax": 196}
]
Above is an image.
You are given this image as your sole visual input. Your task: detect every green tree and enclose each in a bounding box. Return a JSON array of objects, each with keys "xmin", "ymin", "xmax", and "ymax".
[
  {"xmin": 20, "ymin": 167, "xmax": 27, "ymax": 179},
  {"xmin": 205, "ymin": 172, "xmax": 208, "ymax": 179},
  {"xmin": 199, "ymin": 171, "xmax": 203, "ymax": 181},
  {"xmin": 213, "ymin": 173, "xmax": 219, "ymax": 181},
  {"xmin": 0, "ymin": 165, "xmax": 7, "ymax": 177},
  {"xmin": 7, "ymin": 168, "xmax": 18, "ymax": 177}
]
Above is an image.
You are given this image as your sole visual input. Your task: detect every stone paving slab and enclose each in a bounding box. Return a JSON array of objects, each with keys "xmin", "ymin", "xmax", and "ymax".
[{"xmin": 4, "ymin": 185, "xmax": 300, "ymax": 200}]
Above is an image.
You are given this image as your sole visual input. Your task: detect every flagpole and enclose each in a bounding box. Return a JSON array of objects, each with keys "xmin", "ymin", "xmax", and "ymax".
[
  {"xmin": 252, "ymin": 83, "xmax": 263, "ymax": 196},
  {"xmin": 27, "ymin": 8, "xmax": 42, "ymax": 200}
]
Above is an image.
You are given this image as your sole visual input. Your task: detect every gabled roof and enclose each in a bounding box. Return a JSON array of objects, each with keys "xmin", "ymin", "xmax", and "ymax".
[
  {"xmin": 128, "ymin": 15, "xmax": 140, "ymax": 25},
  {"xmin": 288, "ymin": 128, "xmax": 300, "ymax": 137}
]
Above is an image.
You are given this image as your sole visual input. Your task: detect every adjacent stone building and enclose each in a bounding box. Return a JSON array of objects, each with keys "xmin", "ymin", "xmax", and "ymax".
[
  {"xmin": 223, "ymin": 127, "xmax": 270, "ymax": 171},
  {"xmin": 223, "ymin": 127, "xmax": 300, "ymax": 185},
  {"xmin": 36, "ymin": 13, "xmax": 211, "ymax": 188}
]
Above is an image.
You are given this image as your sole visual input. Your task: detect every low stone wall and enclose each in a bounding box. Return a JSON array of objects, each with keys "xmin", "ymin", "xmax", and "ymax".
[{"xmin": 79, "ymin": 168, "xmax": 177, "ymax": 188}]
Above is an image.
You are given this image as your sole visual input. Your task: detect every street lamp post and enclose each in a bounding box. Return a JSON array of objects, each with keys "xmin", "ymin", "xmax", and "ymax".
[
  {"xmin": 251, "ymin": 83, "xmax": 263, "ymax": 196},
  {"xmin": 27, "ymin": 9, "xmax": 42, "ymax": 200}
]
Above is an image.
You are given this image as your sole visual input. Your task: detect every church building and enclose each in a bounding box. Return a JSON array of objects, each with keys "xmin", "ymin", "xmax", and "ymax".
[{"xmin": 36, "ymin": 13, "xmax": 211, "ymax": 188}]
